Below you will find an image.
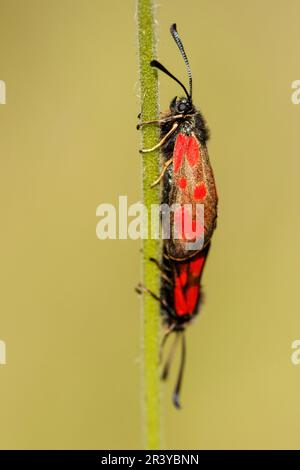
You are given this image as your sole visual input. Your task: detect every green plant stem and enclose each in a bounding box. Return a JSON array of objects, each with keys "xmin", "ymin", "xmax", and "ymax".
[{"xmin": 137, "ymin": 0, "xmax": 161, "ymax": 450}]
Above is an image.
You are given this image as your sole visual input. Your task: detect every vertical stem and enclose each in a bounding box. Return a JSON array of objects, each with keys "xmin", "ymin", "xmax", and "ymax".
[{"xmin": 137, "ymin": 0, "xmax": 161, "ymax": 450}]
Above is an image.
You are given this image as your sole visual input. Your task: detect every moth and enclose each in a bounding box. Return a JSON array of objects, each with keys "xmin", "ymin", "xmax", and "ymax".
[
  {"xmin": 138, "ymin": 24, "xmax": 218, "ymax": 260},
  {"xmin": 137, "ymin": 244, "xmax": 210, "ymax": 408}
]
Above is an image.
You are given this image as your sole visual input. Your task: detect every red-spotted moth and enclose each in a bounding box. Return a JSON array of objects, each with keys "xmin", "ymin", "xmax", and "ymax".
[
  {"xmin": 138, "ymin": 23, "xmax": 218, "ymax": 260},
  {"xmin": 137, "ymin": 242, "xmax": 211, "ymax": 408}
]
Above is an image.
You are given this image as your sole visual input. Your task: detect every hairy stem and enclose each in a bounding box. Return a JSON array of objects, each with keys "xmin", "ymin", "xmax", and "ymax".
[{"xmin": 137, "ymin": 0, "xmax": 161, "ymax": 450}]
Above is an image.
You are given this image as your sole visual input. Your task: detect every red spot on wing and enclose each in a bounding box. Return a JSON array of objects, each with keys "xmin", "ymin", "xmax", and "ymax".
[
  {"xmin": 194, "ymin": 182, "xmax": 207, "ymax": 200},
  {"xmin": 172, "ymin": 247, "xmax": 210, "ymax": 318},
  {"xmin": 186, "ymin": 285, "xmax": 199, "ymax": 314},
  {"xmin": 173, "ymin": 134, "xmax": 200, "ymax": 173},
  {"xmin": 177, "ymin": 177, "xmax": 187, "ymax": 190},
  {"xmin": 178, "ymin": 263, "xmax": 188, "ymax": 287},
  {"xmin": 190, "ymin": 256, "xmax": 205, "ymax": 277},
  {"xmin": 173, "ymin": 133, "xmax": 189, "ymax": 173},
  {"xmin": 174, "ymin": 277, "xmax": 188, "ymax": 316},
  {"xmin": 186, "ymin": 135, "xmax": 200, "ymax": 167},
  {"xmin": 174, "ymin": 258, "xmax": 203, "ymax": 316}
]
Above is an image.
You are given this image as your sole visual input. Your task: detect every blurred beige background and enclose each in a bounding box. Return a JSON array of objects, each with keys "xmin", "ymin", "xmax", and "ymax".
[{"xmin": 0, "ymin": 0, "xmax": 300, "ymax": 449}]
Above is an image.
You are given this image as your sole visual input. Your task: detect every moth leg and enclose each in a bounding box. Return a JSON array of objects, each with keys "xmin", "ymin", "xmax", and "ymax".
[
  {"xmin": 135, "ymin": 283, "xmax": 178, "ymax": 320},
  {"xmin": 137, "ymin": 111, "xmax": 164, "ymax": 120},
  {"xmin": 150, "ymin": 157, "xmax": 173, "ymax": 188},
  {"xmin": 137, "ymin": 115, "xmax": 184, "ymax": 130},
  {"xmin": 139, "ymin": 122, "xmax": 178, "ymax": 153},
  {"xmin": 135, "ymin": 283, "xmax": 167, "ymax": 308},
  {"xmin": 137, "ymin": 118, "xmax": 166, "ymax": 129},
  {"xmin": 149, "ymin": 257, "xmax": 172, "ymax": 273},
  {"xmin": 137, "ymin": 112, "xmax": 197, "ymax": 130},
  {"xmin": 149, "ymin": 257, "xmax": 172, "ymax": 284}
]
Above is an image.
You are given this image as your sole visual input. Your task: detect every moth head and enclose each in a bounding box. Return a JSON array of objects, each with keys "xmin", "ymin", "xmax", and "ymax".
[{"xmin": 170, "ymin": 96, "xmax": 192, "ymax": 114}]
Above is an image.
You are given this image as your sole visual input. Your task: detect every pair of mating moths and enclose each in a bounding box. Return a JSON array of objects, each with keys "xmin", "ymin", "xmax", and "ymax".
[{"xmin": 137, "ymin": 24, "xmax": 218, "ymax": 408}]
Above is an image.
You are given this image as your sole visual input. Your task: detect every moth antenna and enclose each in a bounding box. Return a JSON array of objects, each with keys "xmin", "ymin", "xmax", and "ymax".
[
  {"xmin": 172, "ymin": 331, "xmax": 186, "ymax": 409},
  {"xmin": 161, "ymin": 332, "xmax": 180, "ymax": 381},
  {"xmin": 170, "ymin": 23, "xmax": 193, "ymax": 99},
  {"xmin": 150, "ymin": 60, "xmax": 190, "ymax": 100},
  {"xmin": 159, "ymin": 325, "xmax": 176, "ymax": 364}
]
